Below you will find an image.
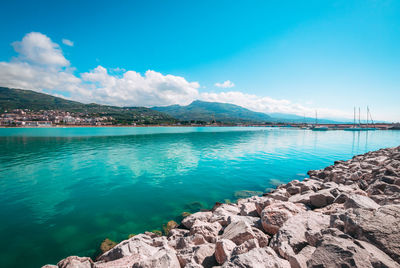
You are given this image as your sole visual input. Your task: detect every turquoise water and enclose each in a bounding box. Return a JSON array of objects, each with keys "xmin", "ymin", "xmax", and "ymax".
[{"xmin": 0, "ymin": 127, "xmax": 399, "ymax": 268}]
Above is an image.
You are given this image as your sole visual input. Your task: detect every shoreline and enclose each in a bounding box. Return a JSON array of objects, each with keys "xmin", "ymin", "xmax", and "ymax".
[
  {"xmin": 0, "ymin": 125, "xmax": 262, "ymax": 129},
  {"xmin": 43, "ymin": 146, "xmax": 400, "ymax": 267},
  {"xmin": 1, "ymin": 124, "xmax": 398, "ymax": 130}
]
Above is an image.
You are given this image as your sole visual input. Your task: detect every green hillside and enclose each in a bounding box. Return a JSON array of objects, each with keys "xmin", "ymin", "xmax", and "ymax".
[
  {"xmin": 0, "ymin": 87, "xmax": 176, "ymax": 124},
  {"xmin": 152, "ymin": 100, "xmax": 272, "ymax": 123}
]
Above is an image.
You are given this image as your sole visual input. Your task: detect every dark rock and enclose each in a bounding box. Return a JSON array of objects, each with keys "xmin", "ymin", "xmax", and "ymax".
[{"xmin": 309, "ymin": 189, "xmax": 335, "ymax": 208}]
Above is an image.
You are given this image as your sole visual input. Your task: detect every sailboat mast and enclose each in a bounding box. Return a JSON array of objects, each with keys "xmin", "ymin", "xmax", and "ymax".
[
  {"xmin": 358, "ymin": 107, "xmax": 361, "ymax": 127},
  {"xmin": 353, "ymin": 107, "xmax": 356, "ymax": 128},
  {"xmin": 368, "ymin": 107, "xmax": 375, "ymax": 126},
  {"xmin": 315, "ymin": 110, "xmax": 318, "ymax": 125},
  {"xmin": 366, "ymin": 106, "xmax": 369, "ymax": 128}
]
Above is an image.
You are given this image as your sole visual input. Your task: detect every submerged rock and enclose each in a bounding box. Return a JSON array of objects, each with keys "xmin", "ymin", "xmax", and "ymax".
[
  {"xmin": 184, "ymin": 201, "xmax": 207, "ymax": 212},
  {"xmin": 162, "ymin": 220, "xmax": 178, "ymax": 236},
  {"xmin": 100, "ymin": 238, "xmax": 117, "ymax": 254},
  {"xmin": 234, "ymin": 190, "xmax": 263, "ymax": 199}
]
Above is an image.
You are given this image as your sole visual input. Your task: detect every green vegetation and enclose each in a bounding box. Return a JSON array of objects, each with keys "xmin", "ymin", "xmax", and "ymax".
[
  {"xmin": 128, "ymin": 234, "xmax": 136, "ymax": 239},
  {"xmin": 181, "ymin": 211, "xmax": 191, "ymax": 218},
  {"xmin": 151, "ymin": 230, "xmax": 163, "ymax": 236},
  {"xmin": 0, "ymin": 87, "xmax": 176, "ymax": 124},
  {"xmin": 0, "ymin": 87, "xmax": 341, "ymax": 124},
  {"xmin": 152, "ymin": 100, "xmax": 272, "ymax": 123},
  {"xmin": 162, "ymin": 220, "xmax": 178, "ymax": 235},
  {"xmin": 99, "ymin": 238, "xmax": 117, "ymax": 253}
]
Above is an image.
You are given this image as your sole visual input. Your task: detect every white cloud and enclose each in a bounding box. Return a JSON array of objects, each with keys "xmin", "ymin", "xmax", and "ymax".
[
  {"xmin": 215, "ymin": 80, "xmax": 235, "ymax": 88},
  {"xmin": 0, "ymin": 32, "xmax": 354, "ymax": 119},
  {"xmin": 62, "ymin": 39, "xmax": 74, "ymax": 47},
  {"xmin": 12, "ymin": 32, "xmax": 69, "ymax": 66},
  {"xmin": 199, "ymin": 91, "xmax": 349, "ymax": 119},
  {"xmin": 79, "ymin": 66, "xmax": 200, "ymax": 106}
]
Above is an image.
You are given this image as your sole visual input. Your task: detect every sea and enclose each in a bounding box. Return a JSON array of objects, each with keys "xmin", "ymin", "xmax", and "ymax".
[{"xmin": 0, "ymin": 127, "xmax": 399, "ymax": 267}]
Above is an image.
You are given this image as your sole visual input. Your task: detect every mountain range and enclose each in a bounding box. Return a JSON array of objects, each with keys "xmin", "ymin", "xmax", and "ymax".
[
  {"xmin": 0, "ymin": 87, "xmax": 340, "ymax": 124},
  {"xmin": 152, "ymin": 100, "xmax": 273, "ymax": 123},
  {"xmin": 153, "ymin": 101, "xmax": 340, "ymax": 124},
  {"xmin": 0, "ymin": 87, "xmax": 175, "ymax": 124}
]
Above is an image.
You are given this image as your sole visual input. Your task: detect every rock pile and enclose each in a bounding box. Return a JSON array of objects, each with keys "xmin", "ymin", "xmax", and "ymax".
[{"xmin": 43, "ymin": 146, "xmax": 400, "ymax": 267}]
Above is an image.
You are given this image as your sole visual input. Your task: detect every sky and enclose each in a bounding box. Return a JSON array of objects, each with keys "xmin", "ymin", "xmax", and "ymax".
[{"xmin": 0, "ymin": 0, "xmax": 399, "ymax": 121}]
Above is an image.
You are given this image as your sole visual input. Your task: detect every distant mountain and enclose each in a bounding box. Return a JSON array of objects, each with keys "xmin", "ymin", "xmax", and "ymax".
[
  {"xmin": 152, "ymin": 100, "xmax": 273, "ymax": 123},
  {"xmin": 153, "ymin": 100, "xmax": 344, "ymax": 124},
  {"xmin": 0, "ymin": 87, "xmax": 344, "ymax": 124},
  {"xmin": 268, "ymin": 113, "xmax": 340, "ymax": 124},
  {"xmin": 0, "ymin": 87, "xmax": 176, "ymax": 124}
]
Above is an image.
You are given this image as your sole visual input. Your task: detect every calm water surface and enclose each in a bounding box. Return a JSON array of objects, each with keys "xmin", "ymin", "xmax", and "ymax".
[{"xmin": 0, "ymin": 127, "xmax": 399, "ymax": 267}]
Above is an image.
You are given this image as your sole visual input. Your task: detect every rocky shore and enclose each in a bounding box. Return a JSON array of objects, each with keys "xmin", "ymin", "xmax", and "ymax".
[{"xmin": 43, "ymin": 146, "xmax": 400, "ymax": 268}]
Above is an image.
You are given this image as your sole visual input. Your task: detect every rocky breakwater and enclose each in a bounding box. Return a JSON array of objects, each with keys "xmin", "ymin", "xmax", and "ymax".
[{"xmin": 43, "ymin": 146, "xmax": 400, "ymax": 268}]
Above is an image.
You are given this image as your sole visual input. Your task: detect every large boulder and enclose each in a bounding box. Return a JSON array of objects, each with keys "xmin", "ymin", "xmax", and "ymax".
[
  {"xmin": 288, "ymin": 245, "xmax": 315, "ymax": 268},
  {"xmin": 309, "ymin": 189, "xmax": 335, "ymax": 208},
  {"xmin": 231, "ymin": 238, "xmax": 259, "ymax": 256},
  {"xmin": 239, "ymin": 202, "xmax": 258, "ymax": 217},
  {"xmin": 342, "ymin": 205, "xmax": 400, "ymax": 263},
  {"xmin": 222, "ymin": 247, "xmax": 290, "ymax": 268},
  {"xmin": 226, "ymin": 215, "xmax": 262, "ymax": 229},
  {"xmin": 267, "ymin": 188, "xmax": 290, "ymax": 201},
  {"xmin": 182, "ymin": 211, "xmax": 212, "ymax": 229},
  {"xmin": 270, "ymin": 211, "xmax": 330, "ymax": 260},
  {"xmin": 97, "ymin": 236, "xmax": 158, "ymax": 263},
  {"xmin": 214, "ymin": 239, "xmax": 236, "ymax": 265},
  {"xmin": 209, "ymin": 204, "xmax": 240, "ymax": 227},
  {"xmin": 260, "ymin": 201, "xmax": 306, "ymax": 235},
  {"xmin": 343, "ymin": 194, "xmax": 380, "ymax": 210},
  {"xmin": 220, "ymin": 220, "xmax": 255, "ymax": 245},
  {"xmin": 251, "ymin": 227, "xmax": 270, "ymax": 247},
  {"xmin": 307, "ymin": 232, "xmax": 399, "ymax": 268},
  {"xmin": 176, "ymin": 243, "xmax": 217, "ymax": 268},
  {"xmin": 288, "ymin": 192, "xmax": 314, "ymax": 207},
  {"xmin": 189, "ymin": 220, "xmax": 222, "ymax": 243},
  {"xmin": 58, "ymin": 256, "xmax": 93, "ymax": 268},
  {"xmin": 174, "ymin": 234, "xmax": 207, "ymax": 250},
  {"xmin": 132, "ymin": 247, "xmax": 180, "ymax": 268},
  {"xmin": 168, "ymin": 228, "xmax": 190, "ymax": 247}
]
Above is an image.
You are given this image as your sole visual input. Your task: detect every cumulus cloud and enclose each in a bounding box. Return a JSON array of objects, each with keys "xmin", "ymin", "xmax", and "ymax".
[
  {"xmin": 199, "ymin": 91, "xmax": 349, "ymax": 119},
  {"xmin": 215, "ymin": 80, "xmax": 235, "ymax": 88},
  {"xmin": 79, "ymin": 66, "xmax": 199, "ymax": 106},
  {"xmin": 12, "ymin": 32, "xmax": 69, "ymax": 66},
  {"xmin": 0, "ymin": 32, "xmax": 351, "ymax": 119},
  {"xmin": 62, "ymin": 39, "xmax": 74, "ymax": 47}
]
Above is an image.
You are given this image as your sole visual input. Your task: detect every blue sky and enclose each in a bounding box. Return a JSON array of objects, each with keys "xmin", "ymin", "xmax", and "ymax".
[{"xmin": 0, "ymin": 0, "xmax": 399, "ymax": 121}]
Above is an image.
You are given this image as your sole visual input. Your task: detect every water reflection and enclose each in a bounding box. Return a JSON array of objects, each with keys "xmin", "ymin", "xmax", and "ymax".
[{"xmin": 0, "ymin": 128, "xmax": 399, "ymax": 268}]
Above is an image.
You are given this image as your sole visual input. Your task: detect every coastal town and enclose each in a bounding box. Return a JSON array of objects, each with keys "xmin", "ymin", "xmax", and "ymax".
[
  {"xmin": 0, "ymin": 109, "xmax": 114, "ymax": 127},
  {"xmin": 1, "ymin": 108, "xmax": 400, "ymax": 130}
]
